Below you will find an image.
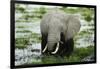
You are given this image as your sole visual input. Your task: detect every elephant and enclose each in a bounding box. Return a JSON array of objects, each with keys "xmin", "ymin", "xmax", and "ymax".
[{"xmin": 40, "ymin": 10, "xmax": 81, "ymax": 57}]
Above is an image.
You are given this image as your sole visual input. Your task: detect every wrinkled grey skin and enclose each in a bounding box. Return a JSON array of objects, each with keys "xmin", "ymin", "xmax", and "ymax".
[{"xmin": 40, "ymin": 10, "xmax": 81, "ymax": 52}]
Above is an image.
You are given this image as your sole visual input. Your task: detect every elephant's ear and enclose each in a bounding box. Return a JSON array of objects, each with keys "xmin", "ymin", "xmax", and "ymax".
[{"xmin": 66, "ymin": 15, "xmax": 81, "ymax": 40}]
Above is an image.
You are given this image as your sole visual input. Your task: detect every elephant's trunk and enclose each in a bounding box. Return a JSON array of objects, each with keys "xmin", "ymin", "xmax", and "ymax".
[
  {"xmin": 43, "ymin": 28, "xmax": 61, "ymax": 53},
  {"xmin": 51, "ymin": 42, "xmax": 59, "ymax": 54},
  {"xmin": 51, "ymin": 41, "xmax": 63, "ymax": 54}
]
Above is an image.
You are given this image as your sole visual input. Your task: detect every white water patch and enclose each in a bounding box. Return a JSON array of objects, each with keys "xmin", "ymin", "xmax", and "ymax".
[
  {"xmin": 76, "ymin": 38, "xmax": 94, "ymax": 48},
  {"xmin": 15, "ymin": 43, "xmax": 41, "ymax": 66},
  {"xmin": 16, "ymin": 22, "xmax": 40, "ymax": 33},
  {"xmin": 79, "ymin": 20, "xmax": 94, "ymax": 32},
  {"xmin": 15, "ymin": 21, "xmax": 41, "ymax": 38}
]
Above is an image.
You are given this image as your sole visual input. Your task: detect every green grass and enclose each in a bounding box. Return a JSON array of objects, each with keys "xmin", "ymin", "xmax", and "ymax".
[
  {"xmin": 16, "ymin": 26, "xmax": 27, "ymax": 28},
  {"xmin": 16, "ymin": 30, "xmax": 32, "ymax": 33},
  {"xmin": 15, "ymin": 33, "xmax": 41, "ymax": 49},
  {"xmin": 65, "ymin": 46, "xmax": 94, "ymax": 62},
  {"xmin": 16, "ymin": 44, "xmax": 27, "ymax": 49},
  {"xmin": 30, "ymin": 33, "xmax": 41, "ymax": 43},
  {"xmin": 32, "ymin": 46, "xmax": 94, "ymax": 64},
  {"xmin": 78, "ymin": 30, "xmax": 93, "ymax": 36},
  {"xmin": 42, "ymin": 55, "xmax": 67, "ymax": 64},
  {"xmin": 15, "ymin": 38, "xmax": 30, "ymax": 49}
]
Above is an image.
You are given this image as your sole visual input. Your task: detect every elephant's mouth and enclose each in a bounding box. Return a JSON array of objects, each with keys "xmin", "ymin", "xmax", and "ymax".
[{"xmin": 42, "ymin": 41, "xmax": 63, "ymax": 54}]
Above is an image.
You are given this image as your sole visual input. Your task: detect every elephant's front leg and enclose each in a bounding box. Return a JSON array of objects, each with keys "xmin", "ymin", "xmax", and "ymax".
[
  {"xmin": 55, "ymin": 33, "xmax": 65, "ymax": 56},
  {"xmin": 41, "ymin": 34, "xmax": 48, "ymax": 55}
]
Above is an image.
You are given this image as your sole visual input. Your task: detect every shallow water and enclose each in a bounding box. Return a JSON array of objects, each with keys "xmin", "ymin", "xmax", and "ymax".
[{"xmin": 15, "ymin": 43, "xmax": 41, "ymax": 66}]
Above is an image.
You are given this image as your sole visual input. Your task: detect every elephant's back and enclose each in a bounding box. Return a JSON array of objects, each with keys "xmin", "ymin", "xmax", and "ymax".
[
  {"xmin": 44, "ymin": 10, "xmax": 68, "ymax": 22},
  {"xmin": 41, "ymin": 10, "xmax": 68, "ymax": 23}
]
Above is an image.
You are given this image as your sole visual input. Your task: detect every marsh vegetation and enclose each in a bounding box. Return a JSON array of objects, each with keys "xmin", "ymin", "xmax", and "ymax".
[{"xmin": 15, "ymin": 4, "xmax": 95, "ymax": 65}]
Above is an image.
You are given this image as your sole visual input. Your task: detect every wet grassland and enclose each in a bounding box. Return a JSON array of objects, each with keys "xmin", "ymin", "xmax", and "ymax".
[{"xmin": 15, "ymin": 4, "xmax": 95, "ymax": 65}]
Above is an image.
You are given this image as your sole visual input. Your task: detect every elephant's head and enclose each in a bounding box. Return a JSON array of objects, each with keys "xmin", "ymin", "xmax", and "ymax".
[{"xmin": 42, "ymin": 14, "xmax": 81, "ymax": 54}]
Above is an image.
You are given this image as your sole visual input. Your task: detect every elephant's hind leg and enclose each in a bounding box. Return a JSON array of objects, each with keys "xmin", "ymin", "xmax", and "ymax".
[{"xmin": 65, "ymin": 38, "xmax": 74, "ymax": 57}]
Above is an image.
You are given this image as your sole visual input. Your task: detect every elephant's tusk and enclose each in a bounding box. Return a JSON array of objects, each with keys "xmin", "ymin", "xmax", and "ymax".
[
  {"xmin": 42, "ymin": 44, "xmax": 47, "ymax": 53},
  {"xmin": 51, "ymin": 42, "xmax": 59, "ymax": 54}
]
